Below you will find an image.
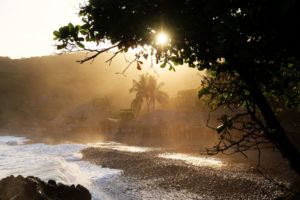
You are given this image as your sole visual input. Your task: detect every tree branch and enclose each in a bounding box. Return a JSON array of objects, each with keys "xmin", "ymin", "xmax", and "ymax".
[{"xmin": 76, "ymin": 45, "xmax": 118, "ymax": 64}]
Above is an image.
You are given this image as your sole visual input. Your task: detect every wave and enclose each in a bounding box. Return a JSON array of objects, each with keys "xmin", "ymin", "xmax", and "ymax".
[{"xmin": 0, "ymin": 136, "xmax": 120, "ymax": 200}]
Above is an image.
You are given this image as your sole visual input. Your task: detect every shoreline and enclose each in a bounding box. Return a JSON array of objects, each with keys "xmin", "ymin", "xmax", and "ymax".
[
  {"xmin": 81, "ymin": 147, "xmax": 300, "ymax": 200},
  {"xmin": 1, "ymin": 128, "xmax": 300, "ymax": 199}
]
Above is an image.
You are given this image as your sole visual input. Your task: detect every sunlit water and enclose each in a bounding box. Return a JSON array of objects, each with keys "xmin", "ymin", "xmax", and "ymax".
[{"xmin": 0, "ymin": 136, "xmax": 120, "ymax": 200}]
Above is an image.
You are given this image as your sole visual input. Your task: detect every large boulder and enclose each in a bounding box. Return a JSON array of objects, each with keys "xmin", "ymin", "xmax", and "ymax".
[{"xmin": 0, "ymin": 175, "xmax": 91, "ymax": 200}]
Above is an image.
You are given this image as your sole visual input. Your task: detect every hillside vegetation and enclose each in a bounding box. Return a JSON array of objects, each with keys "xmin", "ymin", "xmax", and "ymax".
[{"xmin": 0, "ymin": 53, "xmax": 201, "ymax": 127}]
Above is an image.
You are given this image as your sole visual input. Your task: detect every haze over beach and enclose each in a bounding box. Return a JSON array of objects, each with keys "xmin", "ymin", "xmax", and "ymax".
[{"xmin": 0, "ymin": 0, "xmax": 299, "ymax": 200}]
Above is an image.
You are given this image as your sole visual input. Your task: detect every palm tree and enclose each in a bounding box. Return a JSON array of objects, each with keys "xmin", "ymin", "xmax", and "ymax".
[
  {"xmin": 129, "ymin": 74, "xmax": 168, "ymax": 115},
  {"xmin": 129, "ymin": 74, "xmax": 149, "ymax": 114},
  {"xmin": 147, "ymin": 75, "xmax": 168, "ymax": 111}
]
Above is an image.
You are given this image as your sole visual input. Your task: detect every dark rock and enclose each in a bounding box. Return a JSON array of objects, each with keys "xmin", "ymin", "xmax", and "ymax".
[
  {"xmin": 0, "ymin": 175, "xmax": 91, "ymax": 200},
  {"xmin": 47, "ymin": 180, "xmax": 56, "ymax": 185}
]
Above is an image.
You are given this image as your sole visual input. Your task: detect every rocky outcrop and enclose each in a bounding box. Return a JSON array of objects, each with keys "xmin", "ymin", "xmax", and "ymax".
[{"xmin": 0, "ymin": 175, "xmax": 91, "ymax": 200}]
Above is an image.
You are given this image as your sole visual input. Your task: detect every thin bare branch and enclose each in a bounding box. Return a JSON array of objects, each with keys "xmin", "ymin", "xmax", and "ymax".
[
  {"xmin": 115, "ymin": 59, "xmax": 137, "ymax": 76},
  {"xmin": 76, "ymin": 45, "xmax": 118, "ymax": 64},
  {"xmin": 105, "ymin": 50, "xmax": 122, "ymax": 65}
]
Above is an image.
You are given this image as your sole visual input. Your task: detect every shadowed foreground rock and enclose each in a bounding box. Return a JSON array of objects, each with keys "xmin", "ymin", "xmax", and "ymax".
[{"xmin": 0, "ymin": 175, "xmax": 91, "ymax": 200}]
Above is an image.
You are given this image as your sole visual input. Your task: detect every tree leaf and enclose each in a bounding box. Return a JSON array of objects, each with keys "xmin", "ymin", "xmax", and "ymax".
[
  {"xmin": 160, "ymin": 62, "xmax": 166, "ymax": 68},
  {"xmin": 68, "ymin": 23, "xmax": 74, "ymax": 32},
  {"xmin": 137, "ymin": 63, "xmax": 142, "ymax": 70},
  {"xmin": 76, "ymin": 42, "xmax": 84, "ymax": 48},
  {"xmin": 211, "ymin": 71, "xmax": 216, "ymax": 77},
  {"xmin": 53, "ymin": 31, "xmax": 60, "ymax": 36}
]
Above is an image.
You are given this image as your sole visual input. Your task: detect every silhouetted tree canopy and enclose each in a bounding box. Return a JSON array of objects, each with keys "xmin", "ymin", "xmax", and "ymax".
[{"xmin": 54, "ymin": 0, "xmax": 299, "ymax": 174}]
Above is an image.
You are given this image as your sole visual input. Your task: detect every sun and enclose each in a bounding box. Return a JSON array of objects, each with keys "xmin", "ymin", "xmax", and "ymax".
[{"xmin": 156, "ymin": 32, "xmax": 168, "ymax": 45}]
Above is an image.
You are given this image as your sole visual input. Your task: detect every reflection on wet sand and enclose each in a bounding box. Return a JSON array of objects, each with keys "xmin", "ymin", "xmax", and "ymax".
[{"xmin": 158, "ymin": 153, "xmax": 224, "ymax": 168}]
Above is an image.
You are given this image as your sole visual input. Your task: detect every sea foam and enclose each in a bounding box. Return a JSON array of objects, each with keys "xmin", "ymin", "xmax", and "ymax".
[{"xmin": 0, "ymin": 136, "xmax": 120, "ymax": 200}]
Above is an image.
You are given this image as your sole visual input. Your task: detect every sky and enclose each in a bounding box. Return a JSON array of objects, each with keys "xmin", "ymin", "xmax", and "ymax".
[{"xmin": 0, "ymin": 0, "xmax": 84, "ymax": 59}]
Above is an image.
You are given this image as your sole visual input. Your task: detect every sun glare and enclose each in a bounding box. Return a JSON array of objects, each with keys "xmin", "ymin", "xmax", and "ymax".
[{"xmin": 156, "ymin": 32, "xmax": 168, "ymax": 45}]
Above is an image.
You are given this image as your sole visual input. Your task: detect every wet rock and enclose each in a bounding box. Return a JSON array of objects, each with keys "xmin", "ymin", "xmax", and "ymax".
[{"xmin": 0, "ymin": 175, "xmax": 91, "ymax": 200}]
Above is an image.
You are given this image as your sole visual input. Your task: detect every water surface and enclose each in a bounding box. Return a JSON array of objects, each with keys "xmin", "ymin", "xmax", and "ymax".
[{"xmin": 0, "ymin": 136, "xmax": 120, "ymax": 200}]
